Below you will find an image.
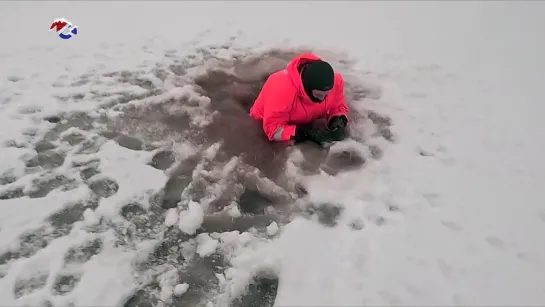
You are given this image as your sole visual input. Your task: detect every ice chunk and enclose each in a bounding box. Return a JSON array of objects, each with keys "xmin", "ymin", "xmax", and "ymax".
[
  {"xmin": 266, "ymin": 221, "xmax": 279, "ymax": 236},
  {"xmin": 228, "ymin": 205, "xmax": 241, "ymax": 218},
  {"xmin": 164, "ymin": 208, "xmax": 178, "ymax": 227},
  {"xmin": 173, "ymin": 283, "xmax": 189, "ymax": 297},
  {"xmin": 196, "ymin": 233, "xmax": 219, "ymax": 257},
  {"xmin": 157, "ymin": 268, "xmax": 179, "ymax": 303},
  {"xmin": 239, "ymin": 232, "xmax": 253, "ymax": 245},
  {"xmin": 178, "ymin": 201, "xmax": 204, "ymax": 235}
]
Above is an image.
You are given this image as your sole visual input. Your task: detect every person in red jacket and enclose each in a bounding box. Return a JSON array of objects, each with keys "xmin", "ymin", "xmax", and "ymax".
[{"xmin": 249, "ymin": 52, "xmax": 349, "ymax": 146}]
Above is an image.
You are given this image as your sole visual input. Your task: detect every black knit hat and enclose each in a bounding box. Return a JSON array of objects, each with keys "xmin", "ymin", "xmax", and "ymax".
[{"xmin": 301, "ymin": 60, "xmax": 334, "ymax": 102}]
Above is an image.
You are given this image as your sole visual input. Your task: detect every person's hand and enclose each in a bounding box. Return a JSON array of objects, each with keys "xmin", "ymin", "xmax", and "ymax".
[
  {"xmin": 327, "ymin": 115, "xmax": 348, "ymax": 141},
  {"xmin": 291, "ymin": 125, "xmax": 312, "ymax": 143},
  {"xmin": 307, "ymin": 128, "xmax": 335, "ymax": 147}
]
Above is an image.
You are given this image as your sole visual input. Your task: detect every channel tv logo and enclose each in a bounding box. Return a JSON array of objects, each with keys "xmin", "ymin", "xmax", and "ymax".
[{"xmin": 49, "ymin": 18, "xmax": 78, "ymax": 40}]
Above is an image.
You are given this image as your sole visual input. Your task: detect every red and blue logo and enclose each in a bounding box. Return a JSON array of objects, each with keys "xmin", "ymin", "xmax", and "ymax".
[{"xmin": 49, "ymin": 18, "xmax": 78, "ymax": 40}]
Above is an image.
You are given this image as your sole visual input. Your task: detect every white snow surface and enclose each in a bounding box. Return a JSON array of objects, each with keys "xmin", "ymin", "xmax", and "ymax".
[{"xmin": 0, "ymin": 1, "xmax": 544, "ymax": 306}]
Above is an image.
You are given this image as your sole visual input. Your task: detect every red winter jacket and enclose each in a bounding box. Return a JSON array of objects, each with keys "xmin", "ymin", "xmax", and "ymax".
[{"xmin": 249, "ymin": 53, "xmax": 349, "ymax": 142}]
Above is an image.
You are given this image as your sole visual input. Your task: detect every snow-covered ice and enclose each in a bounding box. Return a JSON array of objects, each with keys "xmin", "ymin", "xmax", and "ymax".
[{"xmin": 1, "ymin": 1, "xmax": 545, "ymax": 306}]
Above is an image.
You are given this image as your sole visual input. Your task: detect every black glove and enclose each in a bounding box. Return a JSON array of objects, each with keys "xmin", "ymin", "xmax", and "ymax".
[
  {"xmin": 290, "ymin": 125, "xmax": 332, "ymax": 146},
  {"xmin": 290, "ymin": 125, "xmax": 311, "ymax": 143},
  {"xmin": 327, "ymin": 115, "xmax": 347, "ymax": 141},
  {"xmin": 307, "ymin": 128, "xmax": 336, "ymax": 146}
]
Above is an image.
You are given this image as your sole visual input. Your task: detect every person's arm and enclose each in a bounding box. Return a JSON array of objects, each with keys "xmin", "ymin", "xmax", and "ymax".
[
  {"xmin": 258, "ymin": 77, "xmax": 298, "ymax": 142},
  {"xmin": 263, "ymin": 104, "xmax": 296, "ymax": 142},
  {"xmin": 325, "ymin": 74, "xmax": 349, "ymax": 141},
  {"xmin": 327, "ymin": 74, "xmax": 349, "ymax": 123}
]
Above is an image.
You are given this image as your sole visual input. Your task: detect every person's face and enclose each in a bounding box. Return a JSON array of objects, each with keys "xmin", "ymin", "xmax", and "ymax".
[{"xmin": 312, "ymin": 89, "xmax": 331, "ymax": 101}]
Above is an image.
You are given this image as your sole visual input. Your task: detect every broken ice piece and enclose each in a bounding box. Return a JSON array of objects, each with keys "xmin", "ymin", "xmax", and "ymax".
[
  {"xmin": 173, "ymin": 283, "xmax": 189, "ymax": 297},
  {"xmin": 228, "ymin": 205, "xmax": 241, "ymax": 218},
  {"xmin": 164, "ymin": 208, "xmax": 178, "ymax": 227},
  {"xmin": 266, "ymin": 221, "xmax": 279, "ymax": 236},
  {"xmin": 178, "ymin": 201, "xmax": 204, "ymax": 235},
  {"xmin": 196, "ymin": 233, "xmax": 219, "ymax": 257}
]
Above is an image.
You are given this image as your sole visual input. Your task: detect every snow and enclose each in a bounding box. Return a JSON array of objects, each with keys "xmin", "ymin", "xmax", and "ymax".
[{"xmin": 1, "ymin": 1, "xmax": 545, "ymax": 307}]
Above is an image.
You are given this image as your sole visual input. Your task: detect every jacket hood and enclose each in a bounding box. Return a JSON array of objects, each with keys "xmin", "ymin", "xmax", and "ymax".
[{"xmin": 286, "ymin": 52, "xmax": 322, "ymax": 103}]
